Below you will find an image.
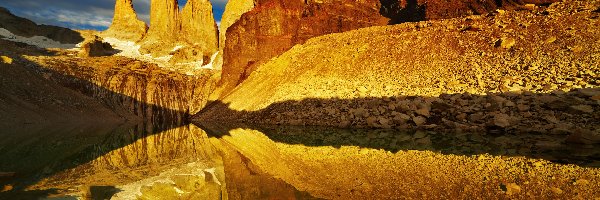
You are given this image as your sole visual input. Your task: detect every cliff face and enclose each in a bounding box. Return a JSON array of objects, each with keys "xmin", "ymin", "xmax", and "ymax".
[
  {"xmin": 146, "ymin": 0, "xmax": 180, "ymax": 41},
  {"xmin": 0, "ymin": 7, "xmax": 83, "ymax": 44},
  {"xmin": 32, "ymin": 56, "xmax": 218, "ymax": 125},
  {"xmin": 217, "ymin": 0, "xmax": 561, "ymax": 98},
  {"xmin": 132, "ymin": 0, "xmax": 219, "ymax": 64},
  {"xmin": 219, "ymin": 0, "xmax": 256, "ymax": 50},
  {"xmin": 102, "ymin": 0, "xmax": 148, "ymax": 41},
  {"xmin": 218, "ymin": 0, "xmax": 389, "ymax": 97},
  {"xmin": 180, "ymin": 0, "xmax": 219, "ymax": 57},
  {"xmin": 139, "ymin": 0, "xmax": 181, "ymax": 55}
]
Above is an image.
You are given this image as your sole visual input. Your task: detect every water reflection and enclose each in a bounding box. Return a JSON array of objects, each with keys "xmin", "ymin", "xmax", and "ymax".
[
  {"xmin": 229, "ymin": 125, "xmax": 600, "ymax": 168},
  {"xmin": 1, "ymin": 123, "xmax": 599, "ymax": 199}
]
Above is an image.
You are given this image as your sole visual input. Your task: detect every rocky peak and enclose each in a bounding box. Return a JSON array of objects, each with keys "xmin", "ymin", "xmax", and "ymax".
[
  {"xmin": 142, "ymin": 0, "xmax": 180, "ymax": 44},
  {"xmin": 102, "ymin": 0, "xmax": 148, "ymax": 41},
  {"xmin": 180, "ymin": 0, "xmax": 219, "ymax": 57},
  {"xmin": 138, "ymin": 0, "xmax": 219, "ymax": 61}
]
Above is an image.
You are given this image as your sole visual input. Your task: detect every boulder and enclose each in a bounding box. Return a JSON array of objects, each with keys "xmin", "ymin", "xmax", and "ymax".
[
  {"xmin": 0, "ymin": 55, "xmax": 12, "ymax": 64},
  {"xmin": 102, "ymin": 0, "xmax": 148, "ymax": 41},
  {"xmin": 79, "ymin": 36, "xmax": 117, "ymax": 57}
]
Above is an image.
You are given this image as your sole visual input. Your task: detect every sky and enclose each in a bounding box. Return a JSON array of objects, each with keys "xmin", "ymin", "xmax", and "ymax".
[{"xmin": 0, "ymin": 0, "xmax": 228, "ymax": 30}]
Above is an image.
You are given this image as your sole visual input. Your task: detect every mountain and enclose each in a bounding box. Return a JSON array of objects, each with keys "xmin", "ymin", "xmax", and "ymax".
[
  {"xmin": 0, "ymin": 7, "xmax": 83, "ymax": 44},
  {"xmin": 101, "ymin": 0, "xmax": 148, "ymax": 41}
]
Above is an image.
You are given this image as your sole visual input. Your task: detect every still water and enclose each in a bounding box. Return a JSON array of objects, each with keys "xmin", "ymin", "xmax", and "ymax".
[{"xmin": 1, "ymin": 123, "xmax": 599, "ymax": 199}]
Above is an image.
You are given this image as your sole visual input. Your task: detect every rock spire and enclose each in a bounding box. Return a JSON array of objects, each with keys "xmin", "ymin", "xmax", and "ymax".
[{"xmin": 102, "ymin": 0, "xmax": 147, "ymax": 41}]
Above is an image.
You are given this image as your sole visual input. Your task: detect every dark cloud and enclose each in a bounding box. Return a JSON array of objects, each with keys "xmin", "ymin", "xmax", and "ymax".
[{"xmin": 0, "ymin": 0, "xmax": 227, "ymax": 30}]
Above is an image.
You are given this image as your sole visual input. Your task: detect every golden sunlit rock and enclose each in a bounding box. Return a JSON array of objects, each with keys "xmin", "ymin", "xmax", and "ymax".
[
  {"xmin": 0, "ymin": 0, "xmax": 598, "ymax": 199},
  {"xmin": 1, "ymin": 184, "xmax": 13, "ymax": 192},
  {"xmin": 101, "ymin": 0, "xmax": 147, "ymax": 41},
  {"xmin": 0, "ymin": 55, "xmax": 12, "ymax": 64}
]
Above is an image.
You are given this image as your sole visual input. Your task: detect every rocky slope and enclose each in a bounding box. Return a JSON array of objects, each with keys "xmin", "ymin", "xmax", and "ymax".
[
  {"xmin": 215, "ymin": 0, "xmax": 561, "ymax": 98},
  {"xmin": 216, "ymin": 0, "xmax": 388, "ymax": 97},
  {"xmin": 197, "ymin": 0, "xmax": 600, "ymax": 138},
  {"xmin": 0, "ymin": 40, "xmax": 129, "ymax": 128},
  {"xmin": 101, "ymin": 0, "xmax": 148, "ymax": 41},
  {"xmin": 0, "ymin": 7, "xmax": 83, "ymax": 44}
]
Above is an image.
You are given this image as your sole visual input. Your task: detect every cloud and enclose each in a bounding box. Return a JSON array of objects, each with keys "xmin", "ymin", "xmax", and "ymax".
[{"xmin": 0, "ymin": 0, "xmax": 228, "ymax": 30}]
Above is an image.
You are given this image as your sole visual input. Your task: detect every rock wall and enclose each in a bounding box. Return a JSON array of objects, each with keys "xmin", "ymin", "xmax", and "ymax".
[
  {"xmin": 219, "ymin": 0, "xmax": 256, "ymax": 50},
  {"xmin": 180, "ymin": 0, "xmax": 219, "ymax": 56},
  {"xmin": 0, "ymin": 40, "xmax": 128, "ymax": 128},
  {"xmin": 138, "ymin": 0, "xmax": 219, "ymax": 60},
  {"xmin": 218, "ymin": 0, "xmax": 388, "ymax": 97},
  {"xmin": 146, "ymin": 0, "xmax": 180, "ymax": 41},
  {"xmin": 217, "ymin": 0, "xmax": 561, "ymax": 98},
  {"xmin": 139, "ymin": 0, "xmax": 181, "ymax": 55},
  {"xmin": 33, "ymin": 56, "xmax": 218, "ymax": 125},
  {"xmin": 102, "ymin": 0, "xmax": 148, "ymax": 41}
]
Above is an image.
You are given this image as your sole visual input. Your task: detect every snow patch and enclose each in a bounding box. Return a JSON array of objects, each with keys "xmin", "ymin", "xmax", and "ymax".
[
  {"xmin": 0, "ymin": 28, "xmax": 76, "ymax": 49},
  {"xmin": 102, "ymin": 37, "xmax": 219, "ymax": 74},
  {"xmin": 204, "ymin": 168, "xmax": 222, "ymax": 185},
  {"xmin": 172, "ymin": 45, "xmax": 185, "ymax": 52},
  {"xmin": 102, "ymin": 37, "xmax": 143, "ymax": 58},
  {"xmin": 103, "ymin": 37, "xmax": 173, "ymax": 67}
]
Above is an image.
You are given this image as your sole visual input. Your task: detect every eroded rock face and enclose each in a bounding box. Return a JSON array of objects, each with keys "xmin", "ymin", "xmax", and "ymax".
[
  {"xmin": 102, "ymin": 0, "xmax": 148, "ymax": 41},
  {"xmin": 219, "ymin": 0, "xmax": 256, "ymax": 50},
  {"xmin": 138, "ymin": 0, "xmax": 219, "ymax": 62},
  {"xmin": 34, "ymin": 56, "xmax": 218, "ymax": 125},
  {"xmin": 218, "ymin": 0, "xmax": 561, "ymax": 97},
  {"xmin": 139, "ymin": 0, "xmax": 181, "ymax": 55},
  {"xmin": 180, "ymin": 0, "xmax": 219, "ymax": 57}
]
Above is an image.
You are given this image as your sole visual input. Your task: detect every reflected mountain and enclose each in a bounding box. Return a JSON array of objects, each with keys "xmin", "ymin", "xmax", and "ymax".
[
  {"xmin": 198, "ymin": 123, "xmax": 600, "ymax": 168},
  {"xmin": 1, "ymin": 123, "xmax": 599, "ymax": 199}
]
